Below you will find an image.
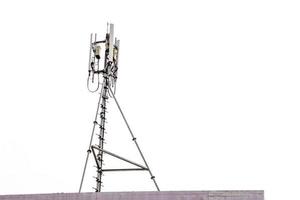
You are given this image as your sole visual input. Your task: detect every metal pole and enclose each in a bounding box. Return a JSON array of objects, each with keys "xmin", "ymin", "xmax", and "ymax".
[
  {"xmin": 108, "ymin": 87, "xmax": 160, "ymax": 191},
  {"xmin": 88, "ymin": 34, "xmax": 92, "ymax": 72}
]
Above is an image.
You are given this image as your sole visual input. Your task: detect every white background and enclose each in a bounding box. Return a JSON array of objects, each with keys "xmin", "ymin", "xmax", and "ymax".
[{"xmin": 0, "ymin": 0, "xmax": 299, "ymax": 199}]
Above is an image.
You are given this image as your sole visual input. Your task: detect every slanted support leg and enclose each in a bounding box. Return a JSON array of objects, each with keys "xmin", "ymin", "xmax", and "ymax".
[
  {"xmin": 108, "ymin": 87, "xmax": 160, "ymax": 191},
  {"xmin": 79, "ymin": 84, "xmax": 104, "ymax": 193}
]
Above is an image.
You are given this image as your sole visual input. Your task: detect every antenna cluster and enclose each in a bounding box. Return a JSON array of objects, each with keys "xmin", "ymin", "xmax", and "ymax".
[
  {"xmin": 79, "ymin": 24, "xmax": 159, "ymax": 193},
  {"xmin": 87, "ymin": 23, "xmax": 120, "ymax": 93}
]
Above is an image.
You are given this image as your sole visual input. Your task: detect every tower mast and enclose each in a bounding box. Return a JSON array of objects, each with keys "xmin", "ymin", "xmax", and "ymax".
[{"xmin": 95, "ymin": 31, "xmax": 110, "ymax": 191}]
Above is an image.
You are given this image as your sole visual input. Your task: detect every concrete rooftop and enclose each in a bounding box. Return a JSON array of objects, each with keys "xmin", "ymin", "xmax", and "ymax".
[{"xmin": 0, "ymin": 191, "xmax": 264, "ymax": 200}]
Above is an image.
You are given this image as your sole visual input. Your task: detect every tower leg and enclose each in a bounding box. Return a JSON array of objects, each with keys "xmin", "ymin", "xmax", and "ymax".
[
  {"xmin": 108, "ymin": 87, "xmax": 160, "ymax": 191},
  {"xmin": 79, "ymin": 84, "xmax": 104, "ymax": 193}
]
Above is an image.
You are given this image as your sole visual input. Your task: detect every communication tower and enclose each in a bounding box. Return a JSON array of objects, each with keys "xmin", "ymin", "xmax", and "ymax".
[{"xmin": 79, "ymin": 24, "xmax": 159, "ymax": 192}]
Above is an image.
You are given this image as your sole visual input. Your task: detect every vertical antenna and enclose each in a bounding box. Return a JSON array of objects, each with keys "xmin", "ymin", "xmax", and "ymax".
[
  {"xmin": 108, "ymin": 24, "xmax": 114, "ymax": 62},
  {"xmin": 88, "ymin": 34, "xmax": 93, "ymax": 72}
]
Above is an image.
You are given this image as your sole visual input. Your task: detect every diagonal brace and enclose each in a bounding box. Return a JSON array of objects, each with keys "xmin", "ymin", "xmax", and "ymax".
[{"xmin": 91, "ymin": 145, "xmax": 148, "ymax": 170}]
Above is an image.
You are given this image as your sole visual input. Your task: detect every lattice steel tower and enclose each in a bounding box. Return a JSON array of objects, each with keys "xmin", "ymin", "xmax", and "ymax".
[{"xmin": 79, "ymin": 24, "xmax": 159, "ymax": 192}]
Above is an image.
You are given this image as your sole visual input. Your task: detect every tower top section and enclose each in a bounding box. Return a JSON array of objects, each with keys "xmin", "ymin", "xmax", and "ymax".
[{"xmin": 87, "ymin": 23, "xmax": 120, "ymax": 94}]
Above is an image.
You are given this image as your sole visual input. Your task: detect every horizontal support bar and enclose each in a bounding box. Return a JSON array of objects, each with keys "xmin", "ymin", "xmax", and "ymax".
[
  {"xmin": 93, "ymin": 40, "xmax": 106, "ymax": 44},
  {"xmin": 102, "ymin": 168, "xmax": 149, "ymax": 172}
]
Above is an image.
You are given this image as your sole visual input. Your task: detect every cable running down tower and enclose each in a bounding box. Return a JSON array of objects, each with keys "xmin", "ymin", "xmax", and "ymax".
[{"xmin": 79, "ymin": 23, "xmax": 159, "ymax": 192}]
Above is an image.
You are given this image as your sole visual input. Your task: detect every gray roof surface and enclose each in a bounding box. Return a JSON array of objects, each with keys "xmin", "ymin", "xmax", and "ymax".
[{"xmin": 0, "ymin": 191, "xmax": 264, "ymax": 200}]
